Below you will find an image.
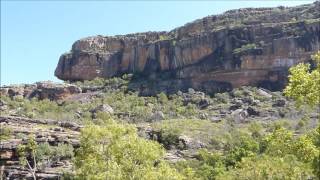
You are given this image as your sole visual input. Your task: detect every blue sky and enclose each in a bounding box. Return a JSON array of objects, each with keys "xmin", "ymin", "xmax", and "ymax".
[{"xmin": 1, "ymin": 1, "xmax": 314, "ymax": 85}]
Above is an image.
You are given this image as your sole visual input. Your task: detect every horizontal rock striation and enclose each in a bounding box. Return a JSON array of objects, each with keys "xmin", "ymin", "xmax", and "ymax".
[
  {"xmin": 0, "ymin": 81, "xmax": 81, "ymax": 100},
  {"xmin": 55, "ymin": 2, "xmax": 320, "ymax": 94},
  {"xmin": 0, "ymin": 116, "xmax": 81, "ymax": 179}
]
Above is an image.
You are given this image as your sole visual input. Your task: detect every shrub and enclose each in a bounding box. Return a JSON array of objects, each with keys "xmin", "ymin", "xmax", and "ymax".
[
  {"xmin": 247, "ymin": 121, "xmax": 263, "ymax": 138},
  {"xmin": 158, "ymin": 92, "xmax": 169, "ymax": 104},
  {"xmin": 219, "ymin": 155, "xmax": 314, "ymax": 180},
  {"xmin": 0, "ymin": 127, "xmax": 12, "ymax": 140},
  {"xmin": 215, "ymin": 93, "xmax": 230, "ymax": 103},
  {"xmin": 159, "ymin": 128, "xmax": 181, "ymax": 149},
  {"xmin": 232, "ymin": 43, "xmax": 256, "ymax": 54},
  {"xmin": 260, "ymin": 127, "xmax": 293, "ymax": 156},
  {"xmin": 224, "ymin": 133, "xmax": 259, "ymax": 167}
]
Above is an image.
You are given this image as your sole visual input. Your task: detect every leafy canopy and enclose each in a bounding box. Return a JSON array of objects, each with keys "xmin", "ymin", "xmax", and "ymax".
[
  {"xmin": 74, "ymin": 119, "xmax": 183, "ymax": 180},
  {"xmin": 284, "ymin": 51, "xmax": 320, "ymax": 107}
]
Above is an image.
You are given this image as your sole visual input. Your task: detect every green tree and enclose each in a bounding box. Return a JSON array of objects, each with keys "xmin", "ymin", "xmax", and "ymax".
[
  {"xmin": 74, "ymin": 119, "xmax": 183, "ymax": 180},
  {"xmin": 218, "ymin": 155, "xmax": 314, "ymax": 180},
  {"xmin": 17, "ymin": 135, "xmax": 38, "ymax": 180},
  {"xmin": 260, "ymin": 127, "xmax": 294, "ymax": 157},
  {"xmin": 293, "ymin": 135, "xmax": 319, "ymax": 163},
  {"xmin": 309, "ymin": 125, "xmax": 320, "ymax": 178},
  {"xmin": 158, "ymin": 92, "xmax": 169, "ymax": 104},
  {"xmin": 284, "ymin": 51, "xmax": 320, "ymax": 177},
  {"xmin": 197, "ymin": 149, "xmax": 226, "ymax": 179},
  {"xmin": 284, "ymin": 51, "xmax": 320, "ymax": 107}
]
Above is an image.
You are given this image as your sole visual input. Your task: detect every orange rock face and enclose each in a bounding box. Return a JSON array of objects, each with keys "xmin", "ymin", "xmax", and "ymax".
[{"xmin": 55, "ymin": 2, "xmax": 320, "ymax": 94}]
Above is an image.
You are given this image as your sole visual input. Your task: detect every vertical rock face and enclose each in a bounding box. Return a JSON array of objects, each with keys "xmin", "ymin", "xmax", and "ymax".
[{"xmin": 55, "ymin": 1, "xmax": 320, "ymax": 94}]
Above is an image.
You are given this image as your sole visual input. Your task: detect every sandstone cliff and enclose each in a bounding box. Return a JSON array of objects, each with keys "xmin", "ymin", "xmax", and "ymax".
[{"xmin": 55, "ymin": 2, "xmax": 320, "ymax": 94}]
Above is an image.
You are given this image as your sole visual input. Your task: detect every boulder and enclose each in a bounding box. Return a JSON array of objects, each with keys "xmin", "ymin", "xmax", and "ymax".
[
  {"xmin": 199, "ymin": 112, "xmax": 208, "ymax": 120},
  {"xmin": 33, "ymin": 81, "xmax": 82, "ymax": 100},
  {"xmin": 210, "ymin": 116, "xmax": 222, "ymax": 123},
  {"xmin": 164, "ymin": 151, "xmax": 182, "ymax": 162},
  {"xmin": 198, "ymin": 99, "xmax": 210, "ymax": 109},
  {"xmin": 150, "ymin": 111, "xmax": 165, "ymax": 122},
  {"xmin": 229, "ymin": 99, "xmax": 243, "ymax": 110},
  {"xmin": 256, "ymin": 89, "xmax": 273, "ymax": 99},
  {"xmin": 91, "ymin": 104, "xmax": 114, "ymax": 115},
  {"xmin": 188, "ymin": 88, "xmax": 196, "ymax": 94},
  {"xmin": 273, "ymin": 99, "xmax": 286, "ymax": 107},
  {"xmin": 231, "ymin": 109, "xmax": 249, "ymax": 123},
  {"xmin": 0, "ymin": 100, "xmax": 8, "ymax": 111},
  {"xmin": 178, "ymin": 135, "xmax": 206, "ymax": 149},
  {"xmin": 247, "ymin": 106, "xmax": 260, "ymax": 116}
]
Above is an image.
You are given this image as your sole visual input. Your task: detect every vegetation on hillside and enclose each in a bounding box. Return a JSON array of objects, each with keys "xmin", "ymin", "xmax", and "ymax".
[{"xmin": 2, "ymin": 52, "xmax": 319, "ymax": 179}]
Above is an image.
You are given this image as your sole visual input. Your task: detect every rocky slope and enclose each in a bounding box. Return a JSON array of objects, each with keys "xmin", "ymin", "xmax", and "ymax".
[
  {"xmin": 55, "ymin": 1, "xmax": 320, "ymax": 94},
  {"xmin": 0, "ymin": 81, "xmax": 81, "ymax": 101},
  {"xmin": 1, "ymin": 79, "xmax": 319, "ymax": 179},
  {"xmin": 2, "ymin": 2, "xmax": 320, "ymax": 179},
  {"xmin": 0, "ymin": 116, "xmax": 81, "ymax": 179}
]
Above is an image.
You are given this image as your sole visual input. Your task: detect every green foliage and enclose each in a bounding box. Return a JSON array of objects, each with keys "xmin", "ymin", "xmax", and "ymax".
[
  {"xmin": 224, "ymin": 132, "xmax": 259, "ymax": 167},
  {"xmin": 197, "ymin": 149, "xmax": 226, "ymax": 179},
  {"xmin": 172, "ymin": 40, "xmax": 177, "ymax": 46},
  {"xmin": 159, "ymin": 128, "xmax": 181, "ymax": 149},
  {"xmin": 72, "ymin": 76, "xmax": 129, "ymax": 91},
  {"xmin": 158, "ymin": 92, "xmax": 169, "ymax": 104},
  {"xmin": 181, "ymin": 125, "xmax": 319, "ymax": 180},
  {"xmin": 282, "ymin": 51, "xmax": 320, "ymax": 178},
  {"xmin": 232, "ymin": 43, "xmax": 256, "ymax": 54},
  {"xmin": 152, "ymin": 119, "xmax": 223, "ymax": 147},
  {"xmin": 219, "ymin": 155, "xmax": 314, "ymax": 180},
  {"xmin": 36, "ymin": 143, "xmax": 74, "ymax": 162},
  {"xmin": 308, "ymin": 126, "xmax": 320, "ymax": 177},
  {"xmin": 17, "ymin": 135, "xmax": 74, "ymax": 173},
  {"xmin": 1, "ymin": 59, "xmax": 319, "ymax": 179},
  {"xmin": 103, "ymin": 91, "xmax": 153, "ymax": 123},
  {"xmin": 260, "ymin": 127, "xmax": 318, "ymax": 174},
  {"xmin": 1, "ymin": 96, "xmax": 82, "ymax": 122},
  {"xmin": 231, "ymin": 89, "xmax": 243, "ymax": 98},
  {"xmin": 74, "ymin": 77, "xmax": 107, "ymax": 87},
  {"xmin": 214, "ymin": 93, "xmax": 230, "ymax": 103},
  {"xmin": 0, "ymin": 127, "xmax": 12, "ymax": 140},
  {"xmin": 159, "ymin": 35, "xmax": 170, "ymax": 41},
  {"xmin": 17, "ymin": 135, "xmax": 37, "ymax": 171},
  {"xmin": 284, "ymin": 51, "xmax": 320, "ymax": 107},
  {"xmin": 293, "ymin": 135, "xmax": 319, "ymax": 162},
  {"xmin": 304, "ymin": 18, "xmax": 320, "ymax": 25},
  {"xmin": 74, "ymin": 119, "xmax": 183, "ymax": 179},
  {"xmin": 261, "ymin": 127, "xmax": 294, "ymax": 156},
  {"xmin": 247, "ymin": 121, "xmax": 263, "ymax": 138}
]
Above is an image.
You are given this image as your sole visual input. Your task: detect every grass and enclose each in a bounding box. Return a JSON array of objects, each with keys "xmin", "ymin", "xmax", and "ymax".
[{"xmin": 152, "ymin": 119, "xmax": 225, "ymax": 145}]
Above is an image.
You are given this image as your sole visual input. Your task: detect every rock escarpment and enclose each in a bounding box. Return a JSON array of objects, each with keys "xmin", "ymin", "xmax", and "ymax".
[
  {"xmin": 55, "ymin": 2, "xmax": 320, "ymax": 94},
  {"xmin": 0, "ymin": 81, "xmax": 81, "ymax": 101}
]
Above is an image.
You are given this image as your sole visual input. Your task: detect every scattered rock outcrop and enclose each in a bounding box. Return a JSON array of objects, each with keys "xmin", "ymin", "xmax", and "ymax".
[
  {"xmin": 55, "ymin": 2, "xmax": 320, "ymax": 94},
  {"xmin": 0, "ymin": 81, "xmax": 81, "ymax": 101},
  {"xmin": 0, "ymin": 116, "xmax": 81, "ymax": 179}
]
